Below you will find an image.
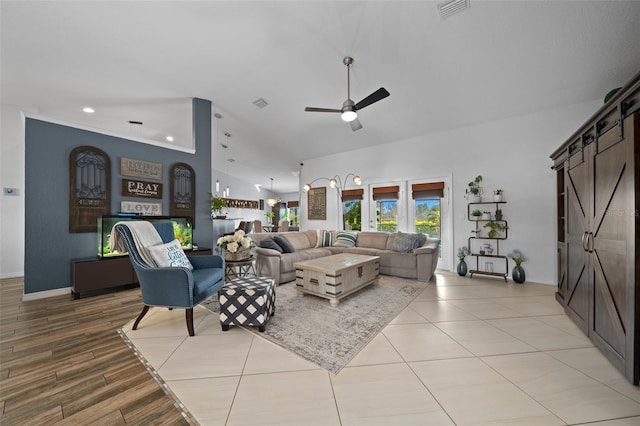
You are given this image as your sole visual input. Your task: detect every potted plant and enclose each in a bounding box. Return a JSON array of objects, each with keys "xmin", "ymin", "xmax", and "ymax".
[
  {"xmin": 481, "ymin": 211, "xmax": 492, "ymax": 220},
  {"xmin": 210, "ymin": 196, "xmax": 227, "ymax": 218},
  {"xmin": 471, "ymin": 209, "xmax": 483, "ymax": 220},
  {"xmin": 483, "ymin": 221, "xmax": 508, "ymax": 238},
  {"xmin": 456, "ymin": 246, "xmax": 470, "ymax": 276},
  {"xmin": 507, "ymin": 249, "xmax": 527, "ymax": 283},
  {"xmin": 495, "ymin": 208, "xmax": 503, "ymax": 221},
  {"xmin": 493, "ymin": 189, "xmax": 504, "ymax": 202},
  {"xmin": 465, "ymin": 175, "xmax": 483, "ymax": 202},
  {"xmin": 265, "ymin": 211, "xmax": 275, "ymax": 224}
]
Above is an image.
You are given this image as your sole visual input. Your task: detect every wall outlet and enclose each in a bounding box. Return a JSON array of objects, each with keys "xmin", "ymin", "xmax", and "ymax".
[{"xmin": 3, "ymin": 187, "xmax": 19, "ymax": 196}]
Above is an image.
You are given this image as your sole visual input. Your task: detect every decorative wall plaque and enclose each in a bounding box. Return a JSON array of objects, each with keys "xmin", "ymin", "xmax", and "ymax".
[
  {"xmin": 120, "ymin": 157, "xmax": 162, "ymax": 180},
  {"xmin": 170, "ymin": 163, "xmax": 195, "ymax": 224},
  {"xmin": 121, "ymin": 178, "xmax": 162, "ymax": 198},
  {"xmin": 120, "ymin": 201, "xmax": 162, "ymax": 216},
  {"xmin": 69, "ymin": 145, "xmax": 111, "ymax": 232},
  {"xmin": 307, "ymin": 186, "xmax": 326, "ymax": 220}
]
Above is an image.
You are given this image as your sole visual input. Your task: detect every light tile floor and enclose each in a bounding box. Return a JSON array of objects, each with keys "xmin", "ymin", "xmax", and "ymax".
[{"xmin": 122, "ymin": 272, "xmax": 640, "ymax": 425}]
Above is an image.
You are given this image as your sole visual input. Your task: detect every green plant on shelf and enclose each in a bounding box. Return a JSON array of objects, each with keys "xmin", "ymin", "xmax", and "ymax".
[
  {"xmin": 483, "ymin": 221, "xmax": 508, "ymax": 238},
  {"xmin": 471, "ymin": 209, "xmax": 482, "ymax": 219}
]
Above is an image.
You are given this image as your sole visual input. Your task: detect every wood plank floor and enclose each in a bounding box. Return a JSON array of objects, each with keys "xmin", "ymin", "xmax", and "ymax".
[{"xmin": 0, "ymin": 277, "xmax": 192, "ymax": 425}]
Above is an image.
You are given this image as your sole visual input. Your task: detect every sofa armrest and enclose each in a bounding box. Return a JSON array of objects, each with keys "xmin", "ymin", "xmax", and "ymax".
[
  {"xmin": 255, "ymin": 248, "xmax": 283, "ymax": 285},
  {"xmin": 415, "ymin": 239, "xmax": 440, "ymax": 282}
]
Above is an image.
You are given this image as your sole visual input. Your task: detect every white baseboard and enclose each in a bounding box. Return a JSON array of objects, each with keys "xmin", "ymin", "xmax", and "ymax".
[
  {"xmin": 23, "ymin": 287, "xmax": 71, "ymax": 301},
  {"xmin": 0, "ymin": 272, "xmax": 24, "ymax": 279}
]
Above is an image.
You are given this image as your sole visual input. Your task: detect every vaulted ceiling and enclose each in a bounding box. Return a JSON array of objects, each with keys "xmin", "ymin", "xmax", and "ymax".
[{"xmin": 2, "ymin": 1, "xmax": 639, "ymax": 192}]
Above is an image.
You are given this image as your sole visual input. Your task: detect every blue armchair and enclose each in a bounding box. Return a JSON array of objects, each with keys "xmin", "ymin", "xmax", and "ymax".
[{"xmin": 114, "ymin": 222, "xmax": 225, "ymax": 336}]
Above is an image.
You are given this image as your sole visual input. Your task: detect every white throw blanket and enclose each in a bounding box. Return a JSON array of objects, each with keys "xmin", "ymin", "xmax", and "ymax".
[{"xmin": 109, "ymin": 221, "xmax": 163, "ymax": 266}]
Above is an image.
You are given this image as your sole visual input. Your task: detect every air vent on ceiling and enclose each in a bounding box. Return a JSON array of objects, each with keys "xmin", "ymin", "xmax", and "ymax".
[
  {"xmin": 438, "ymin": 0, "xmax": 470, "ymax": 20},
  {"xmin": 253, "ymin": 98, "xmax": 268, "ymax": 109}
]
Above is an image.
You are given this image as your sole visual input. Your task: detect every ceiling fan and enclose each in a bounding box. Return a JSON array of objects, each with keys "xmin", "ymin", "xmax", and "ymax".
[{"xmin": 305, "ymin": 56, "xmax": 390, "ymax": 131}]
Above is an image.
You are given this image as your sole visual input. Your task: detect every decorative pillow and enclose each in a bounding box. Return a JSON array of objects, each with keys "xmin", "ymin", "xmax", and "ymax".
[
  {"xmin": 273, "ymin": 235, "xmax": 295, "ymax": 253},
  {"xmin": 316, "ymin": 230, "xmax": 334, "ymax": 247},
  {"xmin": 147, "ymin": 239, "xmax": 194, "ymax": 270},
  {"xmin": 259, "ymin": 238, "xmax": 283, "ymax": 253},
  {"xmin": 333, "ymin": 231, "xmax": 357, "ymax": 248},
  {"xmin": 417, "ymin": 233, "xmax": 427, "ymax": 248},
  {"xmin": 392, "ymin": 232, "xmax": 422, "ymax": 253}
]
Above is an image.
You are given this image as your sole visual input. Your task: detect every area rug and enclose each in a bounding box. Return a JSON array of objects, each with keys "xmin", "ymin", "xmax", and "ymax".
[{"xmin": 201, "ymin": 275, "xmax": 423, "ymax": 374}]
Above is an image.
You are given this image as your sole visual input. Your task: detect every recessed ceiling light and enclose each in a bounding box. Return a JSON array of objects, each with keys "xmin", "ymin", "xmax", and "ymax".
[
  {"xmin": 82, "ymin": 107, "xmax": 95, "ymax": 114},
  {"xmin": 166, "ymin": 136, "xmax": 174, "ymax": 142}
]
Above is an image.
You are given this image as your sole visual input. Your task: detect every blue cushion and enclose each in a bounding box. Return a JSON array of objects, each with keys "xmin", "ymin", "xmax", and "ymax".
[{"xmin": 192, "ymin": 268, "xmax": 224, "ymax": 300}]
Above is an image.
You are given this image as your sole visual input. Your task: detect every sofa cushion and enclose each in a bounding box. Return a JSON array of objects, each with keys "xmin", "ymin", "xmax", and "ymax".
[
  {"xmin": 315, "ymin": 230, "xmax": 334, "ymax": 247},
  {"xmin": 259, "ymin": 238, "xmax": 283, "ymax": 253},
  {"xmin": 283, "ymin": 232, "xmax": 315, "ymax": 250},
  {"xmin": 273, "ymin": 235, "xmax": 295, "ymax": 253},
  {"xmin": 333, "ymin": 231, "xmax": 357, "ymax": 247},
  {"xmin": 343, "ymin": 247, "xmax": 380, "ymax": 256},
  {"xmin": 392, "ymin": 231, "xmax": 423, "ymax": 252},
  {"xmin": 148, "ymin": 239, "xmax": 194, "ymax": 270},
  {"xmin": 357, "ymin": 232, "xmax": 389, "ymax": 250}
]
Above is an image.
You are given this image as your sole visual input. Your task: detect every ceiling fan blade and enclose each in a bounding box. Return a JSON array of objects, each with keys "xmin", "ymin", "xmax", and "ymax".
[
  {"xmin": 354, "ymin": 87, "xmax": 390, "ymax": 111},
  {"xmin": 350, "ymin": 117, "xmax": 363, "ymax": 132},
  {"xmin": 305, "ymin": 107, "xmax": 342, "ymax": 113}
]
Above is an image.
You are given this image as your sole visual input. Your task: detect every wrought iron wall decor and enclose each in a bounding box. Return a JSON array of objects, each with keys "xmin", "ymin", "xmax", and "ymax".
[
  {"xmin": 69, "ymin": 145, "xmax": 111, "ymax": 233},
  {"xmin": 170, "ymin": 163, "xmax": 195, "ymax": 224}
]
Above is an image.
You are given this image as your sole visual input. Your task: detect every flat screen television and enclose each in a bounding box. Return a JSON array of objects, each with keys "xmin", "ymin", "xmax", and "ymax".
[{"xmin": 98, "ymin": 215, "xmax": 193, "ymax": 258}]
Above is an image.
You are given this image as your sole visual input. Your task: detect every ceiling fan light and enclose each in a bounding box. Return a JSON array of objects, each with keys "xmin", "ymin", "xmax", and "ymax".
[{"xmin": 341, "ymin": 109, "xmax": 357, "ymax": 122}]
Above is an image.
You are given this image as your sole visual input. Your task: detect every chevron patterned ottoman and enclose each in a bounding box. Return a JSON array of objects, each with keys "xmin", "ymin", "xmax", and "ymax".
[{"xmin": 219, "ymin": 276, "xmax": 276, "ymax": 332}]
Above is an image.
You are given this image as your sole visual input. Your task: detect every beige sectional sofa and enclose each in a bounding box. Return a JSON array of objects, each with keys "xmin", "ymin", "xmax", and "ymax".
[{"xmin": 251, "ymin": 230, "xmax": 440, "ymax": 285}]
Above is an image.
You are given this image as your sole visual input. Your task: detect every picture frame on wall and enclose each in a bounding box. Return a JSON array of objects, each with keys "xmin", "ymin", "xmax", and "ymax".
[{"xmin": 307, "ymin": 186, "xmax": 326, "ymax": 220}]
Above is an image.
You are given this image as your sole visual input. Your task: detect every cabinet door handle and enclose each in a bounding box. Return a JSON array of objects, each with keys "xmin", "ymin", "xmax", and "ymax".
[
  {"xmin": 588, "ymin": 232, "xmax": 595, "ymax": 253},
  {"xmin": 581, "ymin": 232, "xmax": 588, "ymax": 251}
]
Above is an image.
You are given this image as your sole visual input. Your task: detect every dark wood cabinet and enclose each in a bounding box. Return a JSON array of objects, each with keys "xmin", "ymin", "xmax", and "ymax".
[
  {"xmin": 71, "ymin": 248, "xmax": 212, "ymax": 299},
  {"xmin": 551, "ymin": 71, "xmax": 640, "ymax": 386}
]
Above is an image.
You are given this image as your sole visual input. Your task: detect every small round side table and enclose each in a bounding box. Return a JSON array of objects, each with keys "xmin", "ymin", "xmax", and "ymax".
[{"xmin": 224, "ymin": 257, "xmax": 256, "ymax": 280}]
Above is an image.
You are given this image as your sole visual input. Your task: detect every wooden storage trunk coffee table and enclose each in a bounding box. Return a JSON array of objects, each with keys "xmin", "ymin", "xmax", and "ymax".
[{"xmin": 294, "ymin": 253, "xmax": 380, "ymax": 306}]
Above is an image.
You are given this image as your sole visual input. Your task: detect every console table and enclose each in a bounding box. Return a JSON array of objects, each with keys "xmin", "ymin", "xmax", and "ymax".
[{"xmin": 71, "ymin": 247, "xmax": 212, "ymax": 299}]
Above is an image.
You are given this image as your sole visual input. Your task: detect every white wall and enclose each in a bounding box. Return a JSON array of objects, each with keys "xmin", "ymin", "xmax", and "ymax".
[
  {"xmin": 0, "ymin": 104, "xmax": 27, "ymax": 278},
  {"xmin": 300, "ymin": 100, "xmax": 601, "ymax": 285}
]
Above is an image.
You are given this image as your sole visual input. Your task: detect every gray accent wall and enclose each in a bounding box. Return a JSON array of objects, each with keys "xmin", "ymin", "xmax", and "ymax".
[{"xmin": 24, "ymin": 98, "xmax": 212, "ymax": 294}]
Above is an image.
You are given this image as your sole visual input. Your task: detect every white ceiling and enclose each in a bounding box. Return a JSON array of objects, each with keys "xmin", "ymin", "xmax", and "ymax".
[{"xmin": 2, "ymin": 1, "xmax": 640, "ymax": 193}]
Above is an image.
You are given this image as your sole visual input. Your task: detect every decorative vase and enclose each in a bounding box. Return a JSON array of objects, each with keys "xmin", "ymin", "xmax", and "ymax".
[
  {"xmin": 494, "ymin": 194, "xmax": 503, "ymax": 202},
  {"xmin": 457, "ymin": 259, "xmax": 467, "ymax": 276},
  {"xmin": 481, "ymin": 213, "xmax": 491, "ymax": 220},
  {"xmin": 471, "ymin": 195, "xmax": 482, "ymax": 203},
  {"xmin": 512, "ymin": 264, "xmax": 526, "ymax": 283}
]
